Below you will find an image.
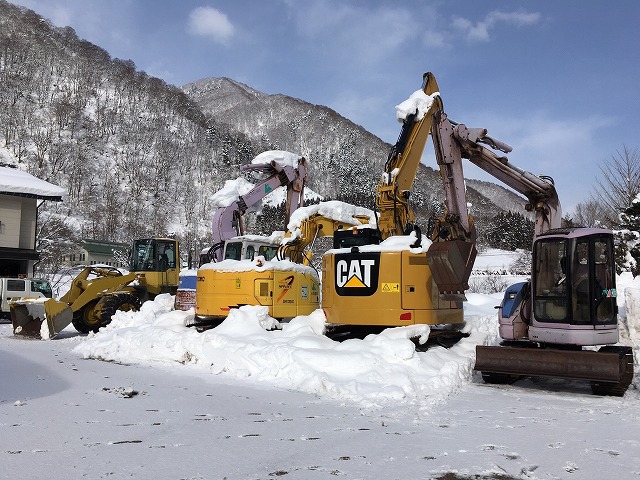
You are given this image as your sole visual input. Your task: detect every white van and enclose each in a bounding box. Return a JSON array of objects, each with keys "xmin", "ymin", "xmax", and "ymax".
[{"xmin": 0, "ymin": 278, "xmax": 53, "ymax": 320}]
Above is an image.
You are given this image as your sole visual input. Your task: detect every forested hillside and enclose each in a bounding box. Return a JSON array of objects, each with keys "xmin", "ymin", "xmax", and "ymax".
[
  {"xmin": 0, "ymin": 1, "xmax": 260, "ymax": 270},
  {"xmin": 0, "ymin": 1, "xmax": 532, "ymax": 273}
]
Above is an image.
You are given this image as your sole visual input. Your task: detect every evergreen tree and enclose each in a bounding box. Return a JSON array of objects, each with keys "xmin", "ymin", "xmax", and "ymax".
[
  {"xmin": 484, "ymin": 211, "xmax": 534, "ymax": 251},
  {"xmin": 616, "ymin": 195, "xmax": 640, "ymax": 275}
]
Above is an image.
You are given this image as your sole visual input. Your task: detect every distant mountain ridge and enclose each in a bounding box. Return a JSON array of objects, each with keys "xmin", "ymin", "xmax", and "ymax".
[{"xmin": 183, "ymin": 77, "xmax": 530, "ymax": 236}]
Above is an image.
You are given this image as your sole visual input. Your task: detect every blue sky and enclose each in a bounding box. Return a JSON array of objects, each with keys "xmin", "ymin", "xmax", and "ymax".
[{"xmin": 10, "ymin": 0, "xmax": 640, "ymax": 214}]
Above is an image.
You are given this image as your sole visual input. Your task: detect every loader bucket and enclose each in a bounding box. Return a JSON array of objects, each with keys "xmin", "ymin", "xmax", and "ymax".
[{"xmin": 10, "ymin": 299, "xmax": 73, "ymax": 339}]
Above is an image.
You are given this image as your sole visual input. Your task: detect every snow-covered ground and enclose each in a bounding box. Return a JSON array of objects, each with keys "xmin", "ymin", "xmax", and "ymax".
[{"xmin": 2, "ymin": 252, "xmax": 640, "ymax": 479}]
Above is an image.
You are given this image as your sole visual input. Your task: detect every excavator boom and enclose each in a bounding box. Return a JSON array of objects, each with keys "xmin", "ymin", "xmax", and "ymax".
[
  {"xmin": 208, "ymin": 151, "xmax": 308, "ymax": 262},
  {"xmin": 375, "ymin": 72, "xmax": 442, "ymax": 239}
]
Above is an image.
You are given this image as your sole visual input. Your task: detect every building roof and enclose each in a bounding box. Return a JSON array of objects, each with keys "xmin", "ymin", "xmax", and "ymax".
[
  {"xmin": 81, "ymin": 239, "xmax": 128, "ymax": 256},
  {"xmin": 0, "ymin": 166, "xmax": 65, "ymax": 201}
]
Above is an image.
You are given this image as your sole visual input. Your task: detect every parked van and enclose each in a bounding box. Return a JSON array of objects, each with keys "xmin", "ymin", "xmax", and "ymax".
[{"xmin": 0, "ymin": 278, "xmax": 53, "ymax": 320}]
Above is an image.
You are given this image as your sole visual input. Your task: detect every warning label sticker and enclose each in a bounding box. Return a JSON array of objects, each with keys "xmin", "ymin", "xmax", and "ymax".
[{"xmin": 381, "ymin": 283, "xmax": 400, "ymax": 293}]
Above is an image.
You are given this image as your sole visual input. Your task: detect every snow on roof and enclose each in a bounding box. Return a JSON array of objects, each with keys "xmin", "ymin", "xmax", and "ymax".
[
  {"xmin": 395, "ymin": 90, "xmax": 439, "ymax": 122},
  {"xmin": 199, "ymin": 257, "xmax": 319, "ymax": 279},
  {"xmin": 227, "ymin": 231, "xmax": 285, "ymax": 244},
  {"xmin": 0, "ymin": 166, "xmax": 65, "ymax": 200}
]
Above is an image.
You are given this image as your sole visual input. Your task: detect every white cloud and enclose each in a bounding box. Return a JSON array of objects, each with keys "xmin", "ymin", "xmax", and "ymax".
[
  {"xmin": 453, "ymin": 10, "xmax": 541, "ymax": 42},
  {"xmin": 290, "ymin": 1, "xmax": 426, "ymax": 66},
  {"xmin": 188, "ymin": 6, "xmax": 235, "ymax": 44}
]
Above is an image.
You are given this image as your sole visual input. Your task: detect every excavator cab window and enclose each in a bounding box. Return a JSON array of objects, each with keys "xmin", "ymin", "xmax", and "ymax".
[
  {"xmin": 533, "ymin": 232, "xmax": 617, "ymax": 326},
  {"xmin": 593, "ymin": 238, "xmax": 616, "ymax": 324},
  {"xmin": 333, "ymin": 228, "xmax": 381, "ymax": 249},
  {"xmin": 258, "ymin": 245, "xmax": 278, "ymax": 261},
  {"xmin": 223, "ymin": 242, "xmax": 242, "ymax": 261},
  {"xmin": 533, "ymin": 239, "xmax": 569, "ymax": 322}
]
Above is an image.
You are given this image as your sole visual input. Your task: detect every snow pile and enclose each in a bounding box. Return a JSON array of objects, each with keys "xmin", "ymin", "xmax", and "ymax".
[
  {"xmin": 74, "ymin": 294, "xmax": 497, "ymax": 411},
  {"xmin": 287, "ymin": 200, "xmax": 375, "ymax": 232},
  {"xmin": 71, "ymin": 254, "xmax": 640, "ymax": 412},
  {"xmin": 328, "ymin": 229, "xmax": 432, "ymax": 255},
  {"xmin": 284, "ymin": 200, "xmax": 376, "ymax": 243}
]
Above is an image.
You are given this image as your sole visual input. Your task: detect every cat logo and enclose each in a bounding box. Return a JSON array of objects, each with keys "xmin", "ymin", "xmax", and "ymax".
[{"xmin": 334, "ymin": 252, "xmax": 380, "ymax": 296}]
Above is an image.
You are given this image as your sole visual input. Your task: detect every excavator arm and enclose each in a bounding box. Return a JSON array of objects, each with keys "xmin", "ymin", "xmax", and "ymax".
[
  {"xmin": 209, "ymin": 152, "xmax": 308, "ymax": 262},
  {"xmin": 376, "ymin": 72, "xmax": 442, "ymax": 239},
  {"xmin": 278, "ymin": 202, "xmax": 374, "ymax": 265},
  {"xmin": 426, "ymin": 109, "xmax": 562, "ymax": 301},
  {"xmin": 450, "ymin": 121, "xmax": 561, "ymax": 234}
]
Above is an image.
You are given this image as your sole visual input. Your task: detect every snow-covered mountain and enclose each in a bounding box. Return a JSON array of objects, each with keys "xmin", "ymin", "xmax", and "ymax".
[
  {"xmin": 184, "ymin": 77, "xmax": 530, "ymax": 238},
  {"xmin": 0, "ymin": 1, "xmax": 530, "ymax": 273}
]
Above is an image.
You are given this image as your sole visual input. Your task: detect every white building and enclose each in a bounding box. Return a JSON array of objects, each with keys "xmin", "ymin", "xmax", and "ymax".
[{"xmin": 0, "ymin": 166, "xmax": 65, "ymax": 277}]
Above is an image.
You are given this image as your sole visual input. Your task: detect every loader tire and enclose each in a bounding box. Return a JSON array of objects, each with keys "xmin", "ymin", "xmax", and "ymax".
[
  {"xmin": 72, "ymin": 300, "xmax": 101, "ymax": 334},
  {"xmin": 98, "ymin": 293, "xmax": 141, "ymax": 327}
]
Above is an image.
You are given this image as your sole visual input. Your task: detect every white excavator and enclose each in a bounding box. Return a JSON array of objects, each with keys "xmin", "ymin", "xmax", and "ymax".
[{"xmin": 428, "ymin": 108, "xmax": 632, "ymax": 396}]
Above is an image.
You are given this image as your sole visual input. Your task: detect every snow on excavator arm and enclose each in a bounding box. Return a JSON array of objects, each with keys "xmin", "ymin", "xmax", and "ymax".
[
  {"xmin": 376, "ymin": 72, "xmax": 442, "ymax": 240},
  {"xmin": 209, "ymin": 152, "xmax": 308, "ymax": 262},
  {"xmin": 278, "ymin": 201, "xmax": 375, "ymax": 265}
]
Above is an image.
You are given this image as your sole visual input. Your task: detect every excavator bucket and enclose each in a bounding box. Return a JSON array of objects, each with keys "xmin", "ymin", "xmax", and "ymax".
[
  {"xmin": 10, "ymin": 298, "xmax": 73, "ymax": 339},
  {"xmin": 427, "ymin": 239, "xmax": 477, "ymax": 301}
]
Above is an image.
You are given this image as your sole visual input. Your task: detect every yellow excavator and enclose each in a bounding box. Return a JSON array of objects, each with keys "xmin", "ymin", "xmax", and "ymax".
[
  {"xmin": 194, "ymin": 201, "xmax": 373, "ymax": 322},
  {"xmin": 322, "ymin": 70, "xmax": 632, "ymax": 394},
  {"xmin": 11, "ymin": 238, "xmax": 179, "ymax": 339},
  {"xmin": 321, "ymin": 72, "xmax": 471, "ymax": 331}
]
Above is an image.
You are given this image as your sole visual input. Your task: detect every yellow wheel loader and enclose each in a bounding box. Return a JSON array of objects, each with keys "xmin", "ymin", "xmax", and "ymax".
[{"xmin": 11, "ymin": 238, "xmax": 179, "ymax": 339}]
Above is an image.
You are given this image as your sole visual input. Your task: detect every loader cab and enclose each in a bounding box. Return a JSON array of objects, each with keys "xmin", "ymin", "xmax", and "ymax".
[
  {"xmin": 531, "ymin": 228, "xmax": 617, "ymax": 342},
  {"xmin": 130, "ymin": 238, "xmax": 179, "ymax": 295}
]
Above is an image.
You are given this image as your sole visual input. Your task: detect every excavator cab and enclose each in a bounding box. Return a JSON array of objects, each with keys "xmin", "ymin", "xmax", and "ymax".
[
  {"xmin": 222, "ymin": 236, "xmax": 280, "ymax": 262},
  {"xmin": 529, "ymin": 228, "xmax": 618, "ymax": 344},
  {"xmin": 333, "ymin": 227, "xmax": 381, "ymax": 249}
]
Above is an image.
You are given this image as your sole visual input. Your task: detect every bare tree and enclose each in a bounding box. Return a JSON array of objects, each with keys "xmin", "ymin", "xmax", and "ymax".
[
  {"xmin": 572, "ymin": 198, "xmax": 612, "ymax": 228},
  {"xmin": 593, "ymin": 145, "xmax": 640, "ymax": 226}
]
